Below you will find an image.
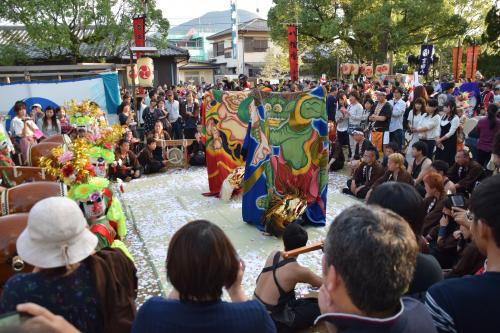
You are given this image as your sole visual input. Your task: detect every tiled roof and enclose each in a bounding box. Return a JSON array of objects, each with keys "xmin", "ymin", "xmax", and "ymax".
[
  {"xmin": 0, "ymin": 25, "xmax": 188, "ymax": 60},
  {"xmin": 206, "ymin": 18, "xmax": 269, "ymax": 40}
]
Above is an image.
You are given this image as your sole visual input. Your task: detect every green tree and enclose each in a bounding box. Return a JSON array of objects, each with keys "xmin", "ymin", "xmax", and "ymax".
[
  {"xmin": 268, "ymin": 0, "xmax": 476, "ymax": 63},
  {"xmin": 477, "ymin": 3, "xmax": 500, "ymax": 78},
  {"xmin": 261, "ymin": 47, "xmax": 292, "ymax": 79},
  {"xmin": 482, "ymin": 3, "xmax": 500, "ymax": 50},
  {"xmin": 0, "ymin": 0, "xmax": 169, "ymax": 63}
]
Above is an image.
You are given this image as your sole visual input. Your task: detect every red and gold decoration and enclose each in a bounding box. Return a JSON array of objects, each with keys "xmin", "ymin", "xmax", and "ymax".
[
  {"xmin": 66, "ymin": 99, "xmax": 101, "ymax": 127},
  {"xmin": 262, "ymin": 194, "xmax": 308, "ymax": 237},
  {"xmin": 39, "ymin": 138, "xmax": 94, "ymax": 186}
]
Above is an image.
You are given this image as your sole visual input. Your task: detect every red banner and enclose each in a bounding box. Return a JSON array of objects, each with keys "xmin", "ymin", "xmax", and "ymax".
[
  {"xmin": 471, "ymin": 46, "xmax": 480, "ymax": 81},
  {"xmin": 133, "ymin": 16, "xmax": 145, "ymax": 60},
  {"xmin": 287, "ymin": 26, "xmax": 298, "ymax": 82},
  {"xmin": 452, "ymin": 47, "xmax": 462, "ymax": 82},
  {"xmin": 465, "ymin": 47, "xmax": 474, "ymax": 81},
  {"xmin": 133, "ymin": 16, "xmax": 145, "ymax": 47}
]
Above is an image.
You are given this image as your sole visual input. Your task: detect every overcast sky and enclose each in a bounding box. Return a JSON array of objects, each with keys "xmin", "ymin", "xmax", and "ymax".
[{"xmin": 159, "ymin": 0, "xmax": 274, "ymax": 27}]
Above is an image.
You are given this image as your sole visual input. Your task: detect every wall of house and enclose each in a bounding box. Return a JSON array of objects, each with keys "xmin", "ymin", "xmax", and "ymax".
[
  {"xmin": 209, "ymin": 32, "xmax": 276, "ymax": 77},
  {"xmin": 178, "ymin": 69, "xmax": 214, "ymax": 84},
  {"xmin": 153, "ymin": 57, "xmax": 178, "ymax": 87}
]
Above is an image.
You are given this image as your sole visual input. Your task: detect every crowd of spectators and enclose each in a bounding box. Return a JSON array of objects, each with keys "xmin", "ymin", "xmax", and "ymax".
[{"xmin": 0, "ymin": 76, "xmax": 499, "ymax": 333}]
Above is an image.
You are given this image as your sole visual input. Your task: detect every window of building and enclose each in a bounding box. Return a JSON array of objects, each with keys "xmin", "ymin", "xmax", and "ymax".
[
  {"xmin": 224, "ymin": 51, "xmax": 232, "ymax": 58},
  {"xmin": 243, "ymin": 38, "xmax": 268, "ymax": 53},
  {"xmin": 253, "ymin": 39, "xmax": 268, "ymax": 52},
  {"xmin": 213, "ymin": 42, "xmax": 225, "ymax": 57},
  {"xmin": 244, "ymin": 38, "xmax": 253, "ymax": 52},
  {"xmin": 248, "ymin": 68, "xmax": 262, "ymax": 77}
]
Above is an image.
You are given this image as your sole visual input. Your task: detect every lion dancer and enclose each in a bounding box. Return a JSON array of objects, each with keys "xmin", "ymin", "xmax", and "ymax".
[{"xmin": 69, "ymin": 177, "xmax": 132, "ymax": 261}]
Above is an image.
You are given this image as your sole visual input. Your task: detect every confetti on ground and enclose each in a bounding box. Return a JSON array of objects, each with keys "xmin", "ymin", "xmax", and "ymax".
[{"xmin": 119, "ymin": 167, "xmax": 359, "ymax": 305}]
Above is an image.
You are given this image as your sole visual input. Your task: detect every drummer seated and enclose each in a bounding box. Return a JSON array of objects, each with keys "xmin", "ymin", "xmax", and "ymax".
[
  {"xmin": 138, "ymin": 137, "xmax": 168, "ymax": 174},
  {"xmin": 253, "ymin": 223, "xmax": 322, "ymax": 333},
  {"xmin": 381, "ymin": 142, "xmax": 408, "ymax": 169},
  {"xmin": 347, "ymin": 128, "xmax": 377, "ymax": 175}
]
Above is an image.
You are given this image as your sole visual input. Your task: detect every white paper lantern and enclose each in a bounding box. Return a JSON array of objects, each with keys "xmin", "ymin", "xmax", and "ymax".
[
  {"xmin": 365, "ymin": 66, "xmax": 374, "ymax": 78},
  {"xmin": 341, "ymin": 63, "xmax": 351, "ymax": 75},
  {"xmin": 351, "ymin": 64, "xmax": 359, "ymax": 75},
  {"xmin": 137, "ymin": 57, "xmax": 154, "ymax": 87},
  {"xmin": 375, "ymin": 64, "xmax": 390, "ymax": 75}
]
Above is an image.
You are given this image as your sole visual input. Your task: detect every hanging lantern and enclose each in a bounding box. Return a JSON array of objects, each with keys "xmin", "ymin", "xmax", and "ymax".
[
  {"xmin": 137, "ymin": 57, "xmax": 154, "ymax": 87},
  {"xmin": 126, "ymin": 65, "xmax": 138, "ymax": 86},
  {"xmin": 351, "ymin": 64, "xmax": 359, "ymax": 75},
  {"xmin": 365, "ymin": 66, "xmax": 374, "ymax": 78},
  {"xmin": 359, "ymin": 64, "xmax": 366, "ymax": 75},
  {"xmin": 341, "ymin": 63, "xmax": 351, "ymax": 75},
  {"xmin": 375, "ymin": 64, "xmax": 390, "ymax": 76}
]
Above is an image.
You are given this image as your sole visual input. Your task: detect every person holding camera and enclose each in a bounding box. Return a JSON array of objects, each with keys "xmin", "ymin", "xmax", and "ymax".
[
  {"xmin": 426, "ymin": 175, "xmax": 500, "ymax": 333},
  {"xmin": 427, "ymin": 196, "xmax": 468, "ymax": 269}
]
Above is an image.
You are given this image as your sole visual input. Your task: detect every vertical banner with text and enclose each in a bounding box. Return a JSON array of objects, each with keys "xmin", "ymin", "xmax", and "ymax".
[
  {"xmin": 452, "ymin": 47, "xmax": 463, "ymax": 82},
  {"xmin": 133, "ymin": 16, "xmax": 146, "ymax": 92},
  {"xmin": 418, "ymin": 44, "xmax": 433, "ymax": 76},
  {"xmin": 287, "ymin": 25, "xmax": 299, "ymax": 82},
  {"xmin": 133, "ymin": 16, "xmax": 145, "ymax": 49}
]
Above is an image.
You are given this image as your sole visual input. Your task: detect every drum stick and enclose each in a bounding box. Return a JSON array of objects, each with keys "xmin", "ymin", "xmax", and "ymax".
[{"xmin": 282, "ymin": 241, "xmax": 324, "ymax": 258}]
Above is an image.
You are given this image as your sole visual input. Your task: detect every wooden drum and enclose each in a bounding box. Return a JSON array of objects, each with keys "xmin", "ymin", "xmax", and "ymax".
[
  {"xmin": 41, "ymin": 134, "xmax": 72, "ymax": 146},
  {"xmin": 27, "ymin": 142, "xmax": 62, "ymax": 167},
  {"xmin": 0, "ymin": 181, "xmax": 67, "ymax": 216},
  {"xmin": 0, "ymin": 213, "xmax": 32, "ymax": 289}
]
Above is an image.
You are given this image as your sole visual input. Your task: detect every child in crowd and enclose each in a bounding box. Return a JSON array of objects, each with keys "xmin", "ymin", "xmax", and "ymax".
[{"xmin": 0, "ymin": 139, "xmax": 15, "ymax": 189}]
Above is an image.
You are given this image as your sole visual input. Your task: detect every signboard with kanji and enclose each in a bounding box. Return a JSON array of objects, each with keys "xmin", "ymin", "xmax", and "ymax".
[{"xmin": 287, "ymin": 26, "xmax": 299, "ymax": 82}]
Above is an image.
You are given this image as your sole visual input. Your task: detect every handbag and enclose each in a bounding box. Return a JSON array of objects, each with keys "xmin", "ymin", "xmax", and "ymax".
[{"xmin": 33, "ymin": 130, "xmax": 44, "ymax": 140}]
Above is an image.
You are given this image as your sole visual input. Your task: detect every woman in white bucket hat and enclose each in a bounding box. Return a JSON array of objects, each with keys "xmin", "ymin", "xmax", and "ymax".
[{"xmin": 0, "ymin": 196, "xmax": 137, "ymax": 333}]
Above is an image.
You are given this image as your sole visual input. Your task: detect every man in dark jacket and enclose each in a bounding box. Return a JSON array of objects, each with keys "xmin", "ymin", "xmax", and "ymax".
[
  {"xmin": 317, "ymin": 205, "xmax": 437, "ymax": 333},
  {"xmin": 343, "ymin": 147, "xmax": 385, "ymax": 199},
  {"xmin": 326, "ymin": 86, "xmax": 338, "ymax": 122},
  {"xmin": 447, "ymin": 149, "xmax": 486, "ymax": 195},
  {"xmin": 347, "ymin": 128, "xmax": 378, "ymax": 174}
]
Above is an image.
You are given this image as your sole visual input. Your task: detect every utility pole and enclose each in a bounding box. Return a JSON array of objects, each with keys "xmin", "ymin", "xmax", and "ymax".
[{"xmin": 230, "ymin": 0, "xmax": 242, "ymax": 74}]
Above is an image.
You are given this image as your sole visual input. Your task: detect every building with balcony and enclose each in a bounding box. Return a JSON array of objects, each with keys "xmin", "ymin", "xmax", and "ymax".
[
  {"xmin": 206, "ymin": 18, "xmax": 272, "ymax": 80},
  {"xmin": 168, "ymin": 10, "xmax": 262, "ymax": 84}
]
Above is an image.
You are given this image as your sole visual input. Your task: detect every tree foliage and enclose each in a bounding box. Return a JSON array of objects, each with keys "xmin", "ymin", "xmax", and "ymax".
[
  {"xmin": 268, "ymin": 0, "xmax": 489, "ymax": 64},
  {"xmin": 261, "ymin": 47, "xmax": 292, "ymax": 79},
  {"xmin": 0, "ymin": 0, "xmax": 169, "ymax": 63},
  {"xmin": 483, "ymin": 3, "xmax": 500, "ymax": 50}
]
